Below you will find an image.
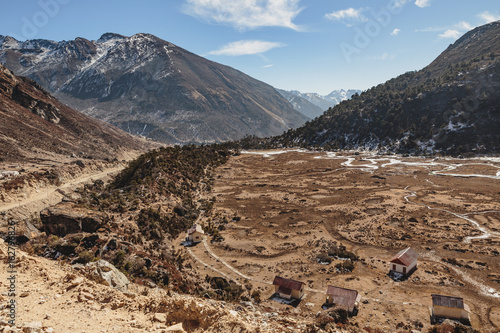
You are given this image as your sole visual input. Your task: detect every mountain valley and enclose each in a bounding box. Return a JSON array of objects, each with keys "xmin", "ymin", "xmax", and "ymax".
[{"xmin": 0, "ymin": 12, "xmax": 499, "ymax": 333}]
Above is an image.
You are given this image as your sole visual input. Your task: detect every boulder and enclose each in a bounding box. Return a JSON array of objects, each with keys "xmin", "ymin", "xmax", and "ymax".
[
  {"xmin": 21, "ymin": 322, "xmax": 42, "ymax": 333},
  {"xmin": 164, "ymin": 323, "xmax": 185, "ymax": 333},
  {"xmin": 0, "ymin": 220, "xmax": 40, "ymax": 245},
  {"xmin": 40, "ymin": 205, "xmax": 105, "ymax": 236},
  {"xmin": 86, "ymin": 259, "xmax": 129, "ymax": 292},
  {"xmin": 152, "ymin": 313, "xmax": 167, "ymax": 323},
  {"xmin": 16, "ymin": 221, "xmax": 40, "ymax": 244}
]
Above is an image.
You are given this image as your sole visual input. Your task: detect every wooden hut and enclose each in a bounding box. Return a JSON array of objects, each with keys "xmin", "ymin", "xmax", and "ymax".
[
  {"xmin": 325, "ymin": 286, "xmax": 361, "ymax": 314},
  {"xmin": 389, "ymin": 247, "xmax": 418, "ymax": 275},
  {"xmin": 431, "ymin": 294, "xmax": 471, "ymax": 321},
  {"xmin": 272, "ymin": 276, "xmax": 304, "ymax": 300}
]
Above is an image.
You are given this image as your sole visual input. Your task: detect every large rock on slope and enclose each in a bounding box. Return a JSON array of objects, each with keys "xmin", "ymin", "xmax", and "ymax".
[
  {"xmin": 40, "ymin": 205, "xmax": 105, "ymax": 236},
  {"xmin": 86, "ymin": 259, "xmax": 129, "ymax": 292}
]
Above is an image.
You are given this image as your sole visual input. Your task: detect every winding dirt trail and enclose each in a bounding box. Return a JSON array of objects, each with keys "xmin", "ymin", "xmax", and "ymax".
[
  {"xmin": 0, "ymin": 165, "xmax": 126, "ymax": 216},
  {"xmin": 185, "ymin": 244, "xmax": 242, "ymax": 286}
]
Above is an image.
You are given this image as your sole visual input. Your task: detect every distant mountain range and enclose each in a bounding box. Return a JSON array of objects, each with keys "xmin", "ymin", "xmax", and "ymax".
[
  {"xmin": 0, "ymin": 33, "xmax": 308, "ymax": 144},
  {"xmin": 277, "ymin": 89, "xmax": 361, "ymax": 119},
  {"xmin": 273, "ymin": 21, "xmax": 500, "ymax": 155},
  {"xmin": 0, "ymin": 64, "xmax": 149, "ymax": 162}
]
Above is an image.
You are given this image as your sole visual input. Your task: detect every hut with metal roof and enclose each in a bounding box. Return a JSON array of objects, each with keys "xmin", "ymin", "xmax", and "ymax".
[
  {"xmin": 389, "ymin": 247, "xmax": 418, "ymax": 275},
  {"xmin": 431, "ymin": 294, "xmax": 471, "ymax": 321},
  {"xmin": 272, "ymin": 276, "xmax": 304, "ymax": 300},
  {"xmin": 325, "ymin": 286, "xmax": 361, "ymax": 314}
]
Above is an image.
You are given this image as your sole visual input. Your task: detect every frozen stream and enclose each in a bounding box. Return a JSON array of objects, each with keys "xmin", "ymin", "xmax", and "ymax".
[
  {"xmin": 403, "ymin": 187, "xmax": 500, "ymax": 298},
  {"xmin": 314, "ymin": 151, "xmax": 500, "ymax": 179}
]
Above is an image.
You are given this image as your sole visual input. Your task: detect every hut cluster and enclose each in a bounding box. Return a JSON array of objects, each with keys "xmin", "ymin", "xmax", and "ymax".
[
  {"xmin": 271, "ymin": 247, "xmax": 470, "ymax": 323},
  {"xmin": 186, "ymin": 225, "xmax": 471, "ymax": 324}
]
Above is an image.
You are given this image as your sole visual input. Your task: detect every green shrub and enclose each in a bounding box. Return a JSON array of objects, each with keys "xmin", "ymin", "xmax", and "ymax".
[{"xmin": 75, "ymin": 250, "xmax": 95, "ymax": 264}]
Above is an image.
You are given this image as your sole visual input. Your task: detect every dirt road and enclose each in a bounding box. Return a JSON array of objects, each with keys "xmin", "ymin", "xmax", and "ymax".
[{"xmin": 0, "ymin": 164, "xmax": 126, "ymax": 218}]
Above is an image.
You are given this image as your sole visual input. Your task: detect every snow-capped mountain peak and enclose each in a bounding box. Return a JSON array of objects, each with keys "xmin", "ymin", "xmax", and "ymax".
[{"xmin": 278, "ymin": 88, "xmax": 361, "ymax": 118}]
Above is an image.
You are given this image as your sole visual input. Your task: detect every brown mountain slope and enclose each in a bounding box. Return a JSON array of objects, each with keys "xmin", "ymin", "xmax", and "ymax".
[
  {"xmin": 0, "ymin": 64, "xmax": 151, "ymax": 162},
  {"xmin": 0, "ymin": 33, "xmax": 308, "ymax": 144}
]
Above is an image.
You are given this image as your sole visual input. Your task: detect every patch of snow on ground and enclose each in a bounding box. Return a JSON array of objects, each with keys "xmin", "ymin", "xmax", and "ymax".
[{"xmin": 240, "ymin": 149, "xmax": 308, "ymax": 157}]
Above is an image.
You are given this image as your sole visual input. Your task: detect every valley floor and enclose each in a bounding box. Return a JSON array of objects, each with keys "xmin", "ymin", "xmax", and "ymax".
[{"xmin": 181, "ymin": 150, "xmax": 500, "ymax": 332}]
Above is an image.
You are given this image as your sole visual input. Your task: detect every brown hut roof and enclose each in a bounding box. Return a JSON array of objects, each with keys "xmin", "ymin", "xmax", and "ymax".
[
  {"xmin": 273, "ymin": 276, "xmax": 304, "ymax": 292},
  {"xmin": 389, "ymin": 247, "xmax": 418, "ymax": 266},
  {"xmin": 432, "ymin": 294, "xmax": 469, "ymax": 311},
  {"xmin": 326, "ymin": 286, "xmax": 359, "ymax": 308}
]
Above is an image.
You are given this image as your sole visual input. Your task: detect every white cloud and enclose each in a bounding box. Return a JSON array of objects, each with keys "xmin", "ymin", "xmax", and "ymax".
[
  {"xmin": 263, "ymin": 64, "xmax": 274, "ymax": 68},
  {"xmin": 183, "ymin": 0, "xmax": 304, "ymax": 31},
  {"xmin": 455, "ymin": 21, "xmax": 473, "ymax": 31},
  {"xmin": 478, "ymin": 11, "xmax": 500, "ymax": 24},
  {"xmin": 394, "ymin": 0, "xmax": 410, "ymax": 8},
  {"xmin": 209, "ymin": 40, "xmax": 286, "ymax": 56},
  {"xmin": 416, "ymin": 21, "xmax": 473, "ymax": 39},
  {"xmin": 325, "ymin": 7, "xmax": 368, "ymax": 26},
  {"xmin": 391, "ymin": 28, "xmax": 401, "ymax": 36},
  {"xmin": 415, "ymin": 0, "xmax": 431, "ymax": 8},
  {"xmin": 439, "ymin": 29, "xmax": 461, "ymax": 39}
]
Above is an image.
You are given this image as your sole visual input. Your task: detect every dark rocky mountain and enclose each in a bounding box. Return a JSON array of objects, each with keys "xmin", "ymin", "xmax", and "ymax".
[
  {"xmin": 0, "ymin": 33, "xmax": 308, "ymax": 144},
  {"xmin": 0, "ymin": 64, "xmax": 150, "ymax": 162},
  {"xmin": 273, "ymin": 21, "xmax": 500, "ymax": 155}
]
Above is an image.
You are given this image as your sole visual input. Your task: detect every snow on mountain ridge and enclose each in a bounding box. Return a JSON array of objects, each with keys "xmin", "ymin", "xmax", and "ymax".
[
  {"xmin": 1, "ymin": 33, "xmax": 309, "ymax": 144},
  {"xmin": 282, "ymin": 89, "xmax": 361, "ymax": 111},
  {"xmin": 96, "ymin": 32, "xmax": 127, "ymax": 44}
]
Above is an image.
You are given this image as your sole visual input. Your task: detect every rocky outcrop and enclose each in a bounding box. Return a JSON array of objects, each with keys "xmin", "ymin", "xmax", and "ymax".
[
  {"xmin": 40, "ymin": 205, "xmax": 105, "ymax": 236},
  {"xmin": 0, "ymin": 220, "xmax": 40, "ymax": 244},
  {"xmin": 144, "ymin": 295, "xmax": 253, "ymax": 332},
  {"xmin": 12, "ymin": 83, "xmax": 61, "ymax": 123},
  {"xmin": 16, "ymin": 220, "xmax": 40, "ymax": 244},
  {"xmin": 86, "ymin": 259, "xmax": 130, "ymax": 292},
  {"xmin": 0, "ymin": 65, "xmax": 61, "ymax": 123}
]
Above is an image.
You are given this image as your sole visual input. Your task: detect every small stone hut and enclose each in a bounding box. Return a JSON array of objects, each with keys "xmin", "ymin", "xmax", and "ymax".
[{"xmin": 325, "ymin": 286, "xmax": 361, "ymax": 314}]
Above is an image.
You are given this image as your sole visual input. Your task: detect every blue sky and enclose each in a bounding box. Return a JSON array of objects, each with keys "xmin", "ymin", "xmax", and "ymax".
[{"xmin": 1, "ymin": 0, "xmax": 499, "ymax": 95}]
